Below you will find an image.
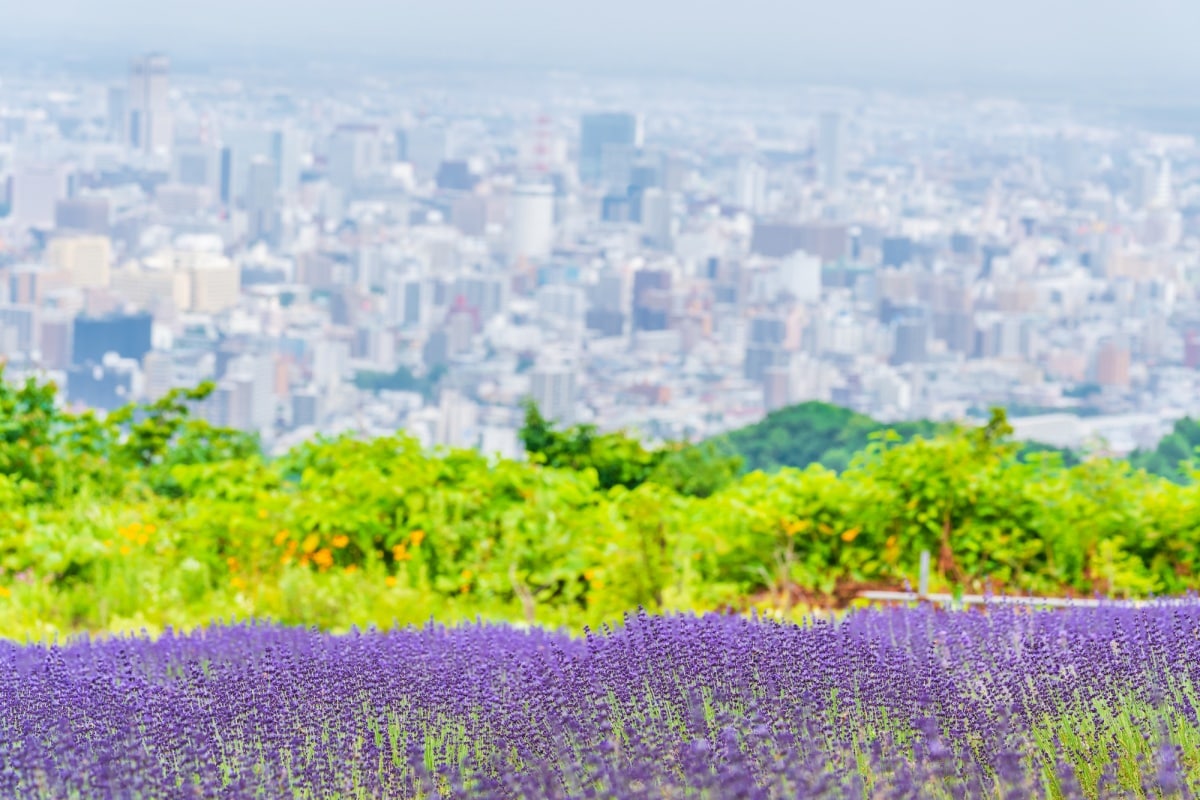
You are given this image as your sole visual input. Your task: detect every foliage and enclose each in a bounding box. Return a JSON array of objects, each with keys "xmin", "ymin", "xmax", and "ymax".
[
  {"xmin": 518, "ymin": 399, "xmax": 742, "ymax": 496},
  {"xmin": 1128, "ymin": 416, "xmax": 1200, "ymax": 484},
  {"xmin": 712, "ymin": 401, "xmax": 948, "ymax": 473},
  {"xmin": 1, "ymin": 373, "xmax": 1200, "ymax": 638}
]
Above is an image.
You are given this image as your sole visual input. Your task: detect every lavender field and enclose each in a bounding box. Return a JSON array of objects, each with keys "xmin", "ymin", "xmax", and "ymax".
[{"xmin": 0, "ymin": 604, "xmax": 1195, "ymax": 799}]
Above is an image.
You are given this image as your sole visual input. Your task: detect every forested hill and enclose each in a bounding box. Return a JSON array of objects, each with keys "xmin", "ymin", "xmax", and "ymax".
[{"xmin": 709, "ymin": 401, "xmax": 1081, "ymax": 474}]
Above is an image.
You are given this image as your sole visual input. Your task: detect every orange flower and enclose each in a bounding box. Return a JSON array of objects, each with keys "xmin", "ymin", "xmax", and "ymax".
[
  {"xmin": 410, "ymin": 529, "xmax": 426, "ymax": 546},
  {"xmin": 392, "ymin": 543, "xmax": 411, "ymax": 562},
  {"xmin": 280, "ymin": 554, "xmax": 293, "ymax": 566},
  {"xmin": 273, "ymin": 530, "xmax": 290, "ymax": 546},
  {"xmin": 312, "ymin": 549, "xmax": 334, "ymax": 568},
  {"xmin": 331, "ymin": 535, "xmax": 350, "ymax": 549},
  {"xmin": 227, "ymin": 557, "xmax": 239, "ymax": 572},
  {"xmin": 840, "ymin": 528, "xmax": 860, "ymax": 543}
]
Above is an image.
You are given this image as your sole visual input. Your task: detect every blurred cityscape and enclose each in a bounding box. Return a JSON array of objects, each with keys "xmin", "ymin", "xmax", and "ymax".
[{"xmin": 0, "ymin": 55, "xmax": 1198, "ymax": 458}]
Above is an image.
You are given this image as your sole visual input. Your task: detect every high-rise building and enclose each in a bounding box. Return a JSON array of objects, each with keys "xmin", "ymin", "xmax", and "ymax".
[
  {"xmin": 579, "ymin": 112, "xmax": 640, "ymax": 186},
  {"xmin": 127, "ymin": 53, "xmax": 172, "ymax": 155},
  {"xmin": 818, "ymin": 111, "xmax": 846, "ymax": 192},
  {"xmin": 510, "ymin": 184, "xmax": 555, "ymax": 262},
  {"xmin": 245, "ymin": 156, "xmax": 278, "ymax": 244},
  {"xmin": 72, "ymin": 311, "xmax": 153, "ymax": 366},
  {"xmin": 11, "ymin": 164, "xmax": 67, "ymax": 228},
  {"xmin": 54, "ymin": 196, "xmax": 111, "ymax": 233},
  {"xmin": 327, "ymin": 125, "xmax": 383, "ymax": 191},
  {"xmin": 1096, "ymin": 339, "xmax": 1131, "ymax": 388},
  {"xmin": 270, "ymin": 127, "xmax": 302, "ymax": 196},
  {"xmin": 530, "ymin": 363, "xmax": 577, "ymax": 424},
  {"xmin": 45, "ymin": 235, "xmax": 112, "ymax": 289},
  {"xmin": 404, "ymin": 123, "xmax": 446, "ymax": 182},
  {"xmin": 641, "ymin": 188, "xmax": 673, "ymax": 250},
  {"xmin": 736, "ymin": 159, "xmax": 767, "ymax": 213}
]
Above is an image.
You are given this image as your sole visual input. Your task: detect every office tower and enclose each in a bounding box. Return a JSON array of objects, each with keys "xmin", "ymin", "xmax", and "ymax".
[
  {"xmin": 213, "ymin": 146, "xmax": 233, "ymax": 205},
  {"xmin": 736, "ymin": 158, "xmax": 766, "ymax": 213},
  {"xmin": 1096, "ymin": 339, "xmax": 1131, "ymax": 387},
  {"xmin": 1131, "ymin": 155, "xmax": 1172, "ymax": 210},
  {"xmin": 72, "ymin": 311, "xmax": 153, "ymax": 366},
  {"xmin": 173, "ymin": 144, "xmax": 219, "ymax": 191},
  {"xmin": 45, "ymin": 235, "xmax": 112, "ymax": 289},
  {"xmin": 818, "ymin": 111, "xmax": 846, "ymax": 192},
  {"xmin": 127, "ymin": 53, "xmax": 172, "ymax": 155},
  {"xmin": 640, "ymin": 188, "xmax": 673, "ymax": 250},
  {"xmin": 142, "ymin": 350, "xmax": 174, "ymax": 401},
  {"xmin": 55, "ymin": 196, "xmax": 111, "ymax": 233},
  {"xmin": 632, "ymin": 269, "xmax": 672, "ymax": 332},
  {"xmin": 529, "ymin": 363, "xmax": 577, "ymax": 424},
  {"xmin": 405, "ymin": 123, "xmax": 446, "ymax": 182},
  {"xmin": 579, "ymin": 112, "xmax": 640, "ymax": 185},
  {"xmin": 11, "ymin": 164, "xmax": 67, "ymax": 228},
  {"xmin": 270, "ymin": 127, "xmax": 302, "ymax": 195},
  {"xmin": 222, "ymin": 127, "xmax": 274, "ymax": 202},
  {"xmin": 779, "ymin": 253, "xmax": 821, "ymax": 303},
  {"xmin": 106, "ymin": 87, "xmax": 127, "ymax": 143},
  {"xmin": 327, "ymin": 124, "xmax": 382, "ymax": 191},
  {"xmin": 510, "ymin": 184, "xmax": 555, "ymax": 261},
  {"xmin": 245, "ymin": 156, "xmax": 278, "ymax": 244},
  {"xmin": 890, "ymin": 317, "xmax": 929, "ymax": 365}
]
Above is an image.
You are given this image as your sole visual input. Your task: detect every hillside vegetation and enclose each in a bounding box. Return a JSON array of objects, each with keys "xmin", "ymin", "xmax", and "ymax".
[{"xmin": 1, "ymin": 368, "xmax": 1199, "ymax": 640}]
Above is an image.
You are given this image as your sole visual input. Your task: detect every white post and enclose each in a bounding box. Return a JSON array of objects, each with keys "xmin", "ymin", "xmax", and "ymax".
[{"xmin": 918, "ymin": 550, "xmax": 931, "ymax": 598}]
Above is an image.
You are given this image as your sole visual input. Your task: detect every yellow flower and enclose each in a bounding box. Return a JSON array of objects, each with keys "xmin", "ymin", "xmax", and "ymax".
[
  {"xmin": 592, "ymin": 579, "xmax": 604, "ymax": 590},
  {"xmin": 257, "ymin": 509, "xmax": 269, "ymax": 520},
  {"xmin": 312, "ymin": 549, "xmax": 334, "ymax": 569},
  {"xmin": 840, "ymin": 528, "xmax": 860, "ymax": 543},
  {"xmin": 144, "ymin": 524, "xmax": 157, "ymax": 535},
  {"xmin": 392, "ymin": 543, "xmax": 411, "ymax": 562},
  {"xmin": 583, "ymin": 569, "xmax": 596, "ymax": 582},
  {"xmin": 227, "ymin": 557, "xmax": 239, "ymax": 572},
  {"xmin": 280, "ymin": 554, "xmax": 293, "ymax": 566},
  {"xmin": 301, "ymin": 534, "xmax": 320, "ymax": 554},
  {"xmin": 231, "ymin": 576, "xmax": 246, "ymax": 590},
  {"xmin": 0, "ymin": 586, "xmax": 10, "ymax": 598},
  {"xmin": 460, "ymin": 584, "xmax": 470, "ymax": 594},
  {"xmin": 119, "ymin": 545, "xmax": 132, "ymax": 556},
  {"xmin": 410, "ymin": 529, "xmax": 426, "ymax": 546},
  {"xmin": 136, "ymin": 534, "xmax": 149, "ymax": 546},
  {"xmin": 273, "ymin": 530, "xmax": 290, "ymax": 546},
  {"xmin": 343, "ymin": 564, "xmax": 358, "ymax": 574},
  {"xmin": 331, "ymin": 535, "xmax": 350, "ymax": 549},
  {"xmin": 460, "ymin": 569, "xmax": 473, "ymax": 581},
  {"xmin": 384, "ymin": 576, "xmax": 398, "ymax": 588}
]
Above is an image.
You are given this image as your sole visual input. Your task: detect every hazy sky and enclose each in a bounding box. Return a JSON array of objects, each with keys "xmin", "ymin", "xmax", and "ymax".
[{"xmin": 0, "ymin": 0, "xmax": 1190, "ymax": 96}]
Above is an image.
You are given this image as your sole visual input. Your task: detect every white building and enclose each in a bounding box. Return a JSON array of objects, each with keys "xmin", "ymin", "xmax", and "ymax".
[{"xmin": 510, "ymin": 184, "xmax": 555, "ymax": 262}]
